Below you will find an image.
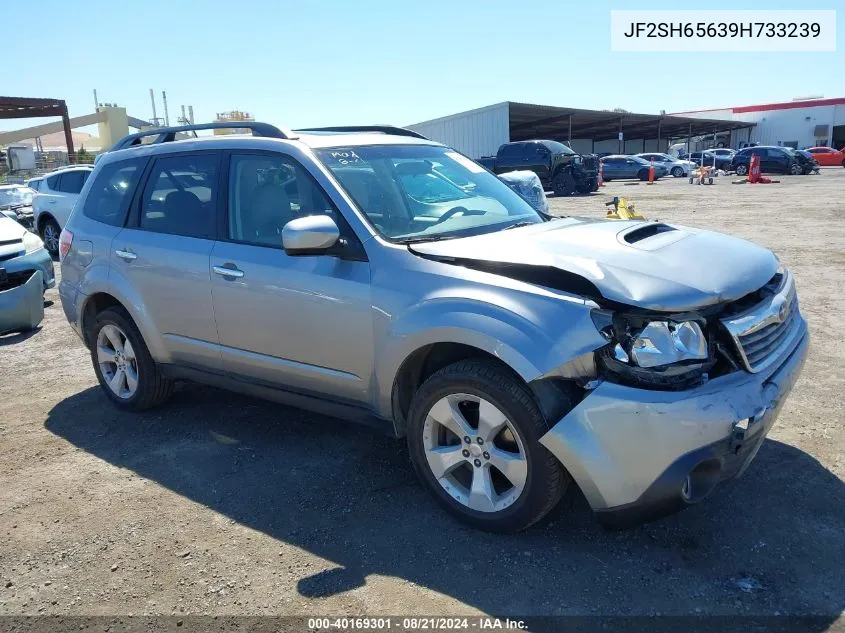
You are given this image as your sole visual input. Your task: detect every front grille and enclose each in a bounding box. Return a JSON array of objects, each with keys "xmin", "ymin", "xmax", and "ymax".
[
  {"xmin": 721, "ymin": 272, "xmax": 802, "ymax": 374},
  {"xmin": 581, "ymin": 155, "xmax": 599, "ymax": 171},
  {"xmin": 0, "ymin": 269, "xmax": 35, "ymax": 292},
  {"xmin": 737, "ymin": 298, "xmax": 799, "ymax": 370}
]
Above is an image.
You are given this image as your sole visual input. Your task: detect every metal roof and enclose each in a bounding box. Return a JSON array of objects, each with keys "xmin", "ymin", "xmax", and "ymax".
[{"xmin": 506, "ymin": 101, "xmax": 754, "ymax": 142}]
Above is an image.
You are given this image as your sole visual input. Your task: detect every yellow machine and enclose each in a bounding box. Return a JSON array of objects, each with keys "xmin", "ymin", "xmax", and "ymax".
[{"xmin": 605, "ymin": 196, "xmax": 645, "ymax": 220}]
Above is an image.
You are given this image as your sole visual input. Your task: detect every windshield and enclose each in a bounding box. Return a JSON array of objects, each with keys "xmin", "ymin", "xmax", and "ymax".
[
  {"xmin": 543, "ymin": 140, "xmax": 575, "ymax": 155},
  {"xmin": 0, "ymin": 186, "xmax": 35, "ymax": 207},
  {"xmin": 316, "ymin": 145, "xmax": 543, "ymax": 242}
]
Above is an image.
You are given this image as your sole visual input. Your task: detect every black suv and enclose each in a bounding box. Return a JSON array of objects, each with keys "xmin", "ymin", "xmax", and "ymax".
[
  {"xmin": 477, "ymin": 140, "xmax": 600, "ymax": 196},
  {"xmin": 731, "ymin": 146, "xmax": 817, "ymax": 176}
]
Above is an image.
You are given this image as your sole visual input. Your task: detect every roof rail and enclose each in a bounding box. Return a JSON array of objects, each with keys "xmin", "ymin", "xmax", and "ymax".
[
  {"xmin": 295, "ymin": 125, "xmax": 429, "ymax": 140},
  {"xmin": 110, "ymin": 122, "xmax": 288, "ymax": 152}
]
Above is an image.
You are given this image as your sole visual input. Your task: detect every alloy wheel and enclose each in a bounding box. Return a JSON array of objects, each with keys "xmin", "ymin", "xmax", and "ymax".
[
  {"xmin": 42, "ymin": 223, "xmax": 59, "ymax": 253},
  {"xmin": 97, "ymin": 324, "xmax": 139, "ymax": 399},
  {"xmin": 422, "ymin": 394, "xmax": 528, "ymax": 513}
]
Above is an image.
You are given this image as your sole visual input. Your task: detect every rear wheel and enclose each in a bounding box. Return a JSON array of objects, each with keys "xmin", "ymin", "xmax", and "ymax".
[
  {"xmin": 735, "ymin": 164, "xmax": 748, "ymax": 176},
  {"xmin": 407, "ymin": 359, "xmax": 570, "ymax": 532},
  {"xmin": 90, "ymin": 307, "xmax": 174, "ymax": 411},
  {"xmin": 40, "ymin": 218, "xmax": 60, "ymax": 255},
  {"xmin": 841, "ymin": 159, "xmax": 845, "ymax": 168},
  {"xmin": 552, "ymin": 171, "xmax": 575, "ymax": 196}
]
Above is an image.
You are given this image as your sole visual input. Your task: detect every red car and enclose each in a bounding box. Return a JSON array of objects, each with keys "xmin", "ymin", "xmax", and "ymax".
[{"xmin": 805, "ymin": 146, "xmax": 845, "ymax": 167}]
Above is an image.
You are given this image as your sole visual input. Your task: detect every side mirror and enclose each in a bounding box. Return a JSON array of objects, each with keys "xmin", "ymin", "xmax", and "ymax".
[{"xmin": 282, "ymin": 215, "xmax": 340, "ymax": 255}]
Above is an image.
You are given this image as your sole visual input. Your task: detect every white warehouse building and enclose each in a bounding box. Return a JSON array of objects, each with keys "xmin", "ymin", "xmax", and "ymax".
[
  {"xmin": 672, "ymin": 97, "xmax": 845, "ymax": 150},
  {"xmin": 408, "ymin": 102, "xmax": 751, "ymax": 160}
]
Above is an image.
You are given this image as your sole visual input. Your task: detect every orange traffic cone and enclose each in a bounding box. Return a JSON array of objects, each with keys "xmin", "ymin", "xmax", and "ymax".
[{"xmin": 648, "ymin": 158, "xmax": 655, "ymax": 184}]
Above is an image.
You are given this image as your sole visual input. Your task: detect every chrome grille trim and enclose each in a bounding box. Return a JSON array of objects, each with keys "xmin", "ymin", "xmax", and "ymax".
[{"xmin": 721, "ymin": 271, "xmax": 803, "ymax": 373}]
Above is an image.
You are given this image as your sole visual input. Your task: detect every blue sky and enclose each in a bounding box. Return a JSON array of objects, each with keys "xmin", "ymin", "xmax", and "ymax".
[{"xmin": 2, "ymin": 0, "xmax": 843, "ymax": 133}]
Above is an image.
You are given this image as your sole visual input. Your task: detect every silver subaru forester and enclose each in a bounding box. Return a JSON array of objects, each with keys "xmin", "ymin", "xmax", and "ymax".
[{"xmin": 59, "ymin": 123, "xmax": 808, "ymax": 532}]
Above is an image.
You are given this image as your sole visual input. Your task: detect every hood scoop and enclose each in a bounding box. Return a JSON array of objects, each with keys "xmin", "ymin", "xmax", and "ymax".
[{"xmin": 622, "ymin": 223, "xmax": 677, "ymax": 244}]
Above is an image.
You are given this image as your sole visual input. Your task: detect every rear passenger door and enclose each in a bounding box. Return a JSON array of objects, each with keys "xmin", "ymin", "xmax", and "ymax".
[{"xmin": 111, "ymin": 151, "xmax": 223, "ymax": 371}]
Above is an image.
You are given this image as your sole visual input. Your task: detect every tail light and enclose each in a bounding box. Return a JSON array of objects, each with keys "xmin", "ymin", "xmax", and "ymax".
[{"xmin": 59, "ymin": 229, "xmax": 73, "ymax": 261}]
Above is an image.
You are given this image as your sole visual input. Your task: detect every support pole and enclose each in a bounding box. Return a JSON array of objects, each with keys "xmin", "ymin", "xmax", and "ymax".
[
  {"xmin": 62, "ymin": 104, "xmax": 75, "ymax": 162},
  {"xmin": 619, "ymin": 117, "xmax": 624, "ymax": 153},
  {"xmin": 657, "ymin": 118, "xmax": 662, "ymax": 152},
  {"xmin": 568, "ymin": 114, "xmax": 572, "ymax": 145}
]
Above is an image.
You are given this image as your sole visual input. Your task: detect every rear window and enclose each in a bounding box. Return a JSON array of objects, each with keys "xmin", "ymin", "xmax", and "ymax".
[
  {"xmin": 81, "ymin": 158, "xmax": 146, "ymax": 226},
  {"xmin": 56, "ymin": 170, "xmax": 89, "ymax": 194}
]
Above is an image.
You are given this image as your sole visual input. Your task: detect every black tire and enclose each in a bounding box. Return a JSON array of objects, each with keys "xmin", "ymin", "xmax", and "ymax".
[
  {"xmin": 552, "ymin": 171, "xmax": 575, "ymax": 196},
  {"xmin": 590, "ymin": 178, "xmax": 599, "ymax": 192},
  {"xmin": 789, "ymin": 163, "xmax": 803, "ymax": 176},
  {"xmin": 40, "ymin": 217, "xmax": 61, "ymax": 256},
  {"xmin": 735, "ymin": 164, "xmax": 748, "ymax": 176},
  {"xmin": 638, "ymin": 169, "xmax": 650, "ymax": 181},
  {"xmin": 407, "ymin": 359, "xmax": 570, "ymax": 533},
  {"xmin": 671, "ymin": 166, "xmax": 684, "ymax": 177},
  {"xmin": 841, "ymin": 159, "xmax": 845, "ymax": 168},
  {"xmin": 89, "ymin": 307, "xmax": 174, "ymax": 411}
]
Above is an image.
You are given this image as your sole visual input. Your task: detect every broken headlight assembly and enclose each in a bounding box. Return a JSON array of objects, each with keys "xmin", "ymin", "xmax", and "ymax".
[{"xmin": 591, "ymin": 310, "xmax": 716, "ymax": 390}]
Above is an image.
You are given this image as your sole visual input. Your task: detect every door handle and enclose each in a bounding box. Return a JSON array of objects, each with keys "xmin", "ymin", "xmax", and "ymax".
[
  {"xmin": 115, "ymin": 249, "xmax": 137, "ymax": 261},
  {"xmin": 213, "ymin": 265, "xmax": 244, "ymax": 279},
  {"xmin": 48, "ymin": 199, "xmax": 57, "ymax": 204}
]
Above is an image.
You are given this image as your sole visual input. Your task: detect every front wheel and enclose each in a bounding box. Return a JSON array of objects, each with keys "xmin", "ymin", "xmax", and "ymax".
[
  {"xmin": 638, "ymin": 169, "xmax": 650, "ymax": 181},
  {"xmin": 552, "ymin": 171, "xmax": 575, "ymax": 196},
  {"xmin": 789, "ymin": 163, "xmax": 803, "ymax": 175},
  {"xmin": 671, "ymin": 166, "xmax": 684, "ymax": 177},
  {"xmin": 407, "ymin": 359, "xmax": 570, "ymax": 532},
  {"xmin": 735, "ymin": 164, "xmax": 748, "ymax": 176}
]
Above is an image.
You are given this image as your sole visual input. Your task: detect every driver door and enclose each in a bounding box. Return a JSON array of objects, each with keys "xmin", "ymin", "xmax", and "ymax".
[{"xmin": 209, "ymin": 151, "xmax": 374, "ymax": 405}]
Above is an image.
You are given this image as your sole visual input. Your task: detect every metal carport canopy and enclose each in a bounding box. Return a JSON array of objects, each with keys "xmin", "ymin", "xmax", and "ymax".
[
  {"xmin": 0, "ymin": 96, "xmax": 75, "ymax": 156},
  {"xmin": 507, "ymin": 101, "xmax": 753, "ymax": 143}
]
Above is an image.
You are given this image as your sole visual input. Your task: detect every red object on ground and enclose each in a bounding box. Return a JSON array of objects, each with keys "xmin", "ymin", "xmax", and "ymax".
[
  {"xmin": 749, "ymin": 154, "xmax": 761, "ymax": 183},
  {"xmin": 805, "ymin": 146, "xmax": 845, "ymax": 167},
  {"xmin": 648, "ymin": 158, "xmax": 655, "ymax": 183}
]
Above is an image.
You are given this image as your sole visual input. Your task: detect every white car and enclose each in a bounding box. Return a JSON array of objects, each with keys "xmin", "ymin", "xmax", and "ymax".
[
  {"xmin": 32, "ymin": 165, "xmax": 94, "ymax": 254},
  {"xmin": 636, "ymin": 153, "xmax": 696, "ymax": 178}
]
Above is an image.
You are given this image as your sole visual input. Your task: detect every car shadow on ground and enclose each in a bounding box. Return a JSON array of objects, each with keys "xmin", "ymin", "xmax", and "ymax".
[
  {"xmin": 0, "ymin": 326, "xmax": 41, "ymax": 346},
  {"xmin": 45, "ymin": 384, "xmax": 844, "ymax": 625}
]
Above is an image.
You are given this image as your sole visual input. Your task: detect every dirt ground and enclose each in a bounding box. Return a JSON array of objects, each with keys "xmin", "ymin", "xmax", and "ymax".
[{"xmin": 1, "ymin": 168, "xmax": 843, "ymax": 625}]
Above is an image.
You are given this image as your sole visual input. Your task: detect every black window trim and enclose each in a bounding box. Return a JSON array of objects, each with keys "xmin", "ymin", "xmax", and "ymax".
[
  {"xmin": 219, "ymin": 149, "xmax": 368, "ymax": 261},
  {"xmin": 127, "ymin": 149, "xmax": 223, "ymax": 240}
]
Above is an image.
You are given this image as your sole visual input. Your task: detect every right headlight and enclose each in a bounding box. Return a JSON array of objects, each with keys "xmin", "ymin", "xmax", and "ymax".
[{"xmin": 592, "ymin": 310, "xmax": 714, "ymax": 390}]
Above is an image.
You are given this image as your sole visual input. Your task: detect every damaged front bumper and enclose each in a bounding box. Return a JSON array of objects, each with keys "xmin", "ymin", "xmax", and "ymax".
[
  {"xmin": 0, "ymin": 269, "xmax": 45, "ymax": 334},
  {"xmin": 539, "ymin": 319, "xmax": 809, "ymax": 527}
]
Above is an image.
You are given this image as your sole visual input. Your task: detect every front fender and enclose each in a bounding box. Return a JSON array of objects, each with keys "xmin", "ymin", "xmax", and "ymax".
[{"xmin": 373, "ymin": 285, "xmax": 606, "ymax": 418}]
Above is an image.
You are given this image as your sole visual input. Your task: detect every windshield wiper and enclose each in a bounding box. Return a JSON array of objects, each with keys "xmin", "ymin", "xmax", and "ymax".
[
  {"xmin": 397, "ymin": 234, "xmax": 463, "ymax": 244},
  {"xmin": 501, "ymin": 221, "xmax": 536, "ymax": 231}
]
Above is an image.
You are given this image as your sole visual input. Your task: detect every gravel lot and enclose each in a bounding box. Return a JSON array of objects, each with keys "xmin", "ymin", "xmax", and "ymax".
[{"xmin": 1, "ymin": 168, "xmax": 843, "ymax": 625}]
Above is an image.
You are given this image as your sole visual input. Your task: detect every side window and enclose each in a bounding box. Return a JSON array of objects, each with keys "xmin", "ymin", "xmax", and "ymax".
[
  {"xmin": 57, "ymin": 170, "xmax": 86, "ymax": 194},
  {"xmin": 139, "ymin": 154, "xmax": 218, "ymax": 238},
  {"xmin": 46, "ymin": 174, "xmax": 60, "ymax": 190},
  {"xmin": 499, "ymin": 144, "xmax": 522, "ymax": 160},
  {"xmin": 227, "ymin": 153, "xmax": 335, "ymax": 248},
  {"xmin": 81, "ymin": 158, "xmax": 146, "ymax": 226}
]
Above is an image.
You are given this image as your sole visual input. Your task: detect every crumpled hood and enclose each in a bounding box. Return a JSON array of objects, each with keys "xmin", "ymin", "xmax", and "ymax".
[{"xmin": 409, "ymin": 218, "xmax": 778, "ymax": 311}]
